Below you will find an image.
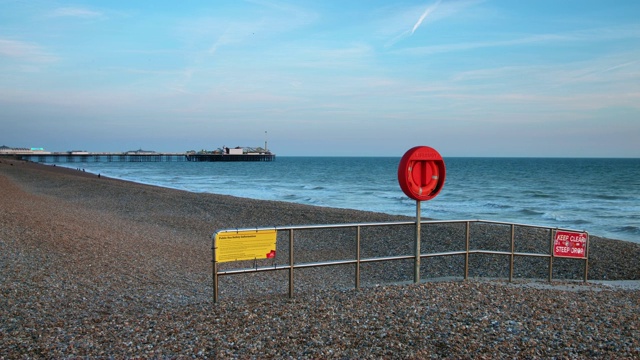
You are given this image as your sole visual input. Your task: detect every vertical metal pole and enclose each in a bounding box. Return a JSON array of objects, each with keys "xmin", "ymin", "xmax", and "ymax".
[
  {"xmin": 355, "ymin": 226, "xmax": 361, "ymax": 289},
  {"xmin": 549, "ymin": 229, "xmax": 554, "ymax": 282},
  {"xmin": 509, "ymin": 224, "xmax": 515, "ymax": 282},
  {"xmin": 289, "ymin": 229, "xmax": 294, "ymax": 298},
  {"xmin": 464, "ymin": 221, "xmax": 470, "ymax": 280},
  {"xmin": 414, "ymin": 200, "xmax": 421, "ymax": 284},
  {"xmin": 584, "ymin": 232, "xmax": 589, "ymax": 283},
  {"xmin": 212, "ymin": 235, "xmax": 218, "ymax": 304},
  {"xmin": 213, "ymin": 262, "xmax": 218, "ymax": 304}
]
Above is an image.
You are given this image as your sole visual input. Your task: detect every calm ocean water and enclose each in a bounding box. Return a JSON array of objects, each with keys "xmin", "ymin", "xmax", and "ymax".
[{"xmin": 55, "ymin": 157, "xmax": 640, "ymax": 243}]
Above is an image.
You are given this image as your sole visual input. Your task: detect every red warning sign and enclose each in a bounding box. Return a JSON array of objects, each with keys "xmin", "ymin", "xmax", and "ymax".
[{"xmin": 553, "ymin": 230, "xmax": 588, "ymax": 258}]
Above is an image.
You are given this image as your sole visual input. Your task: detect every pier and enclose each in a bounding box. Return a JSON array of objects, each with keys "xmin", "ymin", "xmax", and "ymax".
[{"xmin": 2, "ymin": 152, "xmax": 275, "ymax": 163}]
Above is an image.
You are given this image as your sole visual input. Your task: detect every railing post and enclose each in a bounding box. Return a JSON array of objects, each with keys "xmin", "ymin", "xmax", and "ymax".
[
  {"xmin": 549, "ymin": 229, "xmax": 554, "ymax": 282},
  {"xmin": 355, "ymin": 226, "xmax": 361, "ymax": 289},
  {"xmin": 414, "ymin": 201, "xmax": 421, "ymax": 284},
  {"xmin": 289, "ymin": 229, "xmax": 294, "ymax": 298},
  {"xmin": 212, "ymin": 235, "xmax": 218, "ymax": 304},
  {"xmin": 509, "ymin": 224, "xmax": 515, "ymax": 282},
  {"xmin": 464, "ymin": 221, "xmax": 470, "ymax": 280},
  {"xmin": 584, "ymin": 231, "xmax": 590, "ymax": 283}
]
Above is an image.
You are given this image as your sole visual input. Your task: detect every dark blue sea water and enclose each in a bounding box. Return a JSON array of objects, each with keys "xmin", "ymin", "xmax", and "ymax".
[{"xmin": 56, "ymin": 157, "xmax": 640, "ymax": 243}]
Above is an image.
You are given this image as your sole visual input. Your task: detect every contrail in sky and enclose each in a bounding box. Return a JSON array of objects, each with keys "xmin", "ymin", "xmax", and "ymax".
[{"xmin": 412, "ymin": 0, "xmax": 442, "ymax": 34}]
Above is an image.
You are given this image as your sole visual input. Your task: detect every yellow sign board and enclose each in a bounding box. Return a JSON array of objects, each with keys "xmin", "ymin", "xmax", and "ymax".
[{"xmin": 214, "ymin": 229, "xmax": 277, "ymax": 263}]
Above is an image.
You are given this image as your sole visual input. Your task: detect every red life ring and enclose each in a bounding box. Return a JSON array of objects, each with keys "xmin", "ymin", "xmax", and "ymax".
[{"xmin": 398, "ymin": 146, "xmax": 446, "ymax": 201}]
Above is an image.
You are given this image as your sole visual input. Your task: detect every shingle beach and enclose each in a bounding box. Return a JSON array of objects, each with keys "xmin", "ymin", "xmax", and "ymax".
[{"xmin": 1, "ymin": 158, "xmax": 639, "ymax": 358}]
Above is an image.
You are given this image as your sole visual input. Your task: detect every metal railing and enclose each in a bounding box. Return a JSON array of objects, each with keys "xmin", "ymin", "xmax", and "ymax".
[{"xmin": 212, "ymin": 219, "xmax": 589, "ymax": 303}]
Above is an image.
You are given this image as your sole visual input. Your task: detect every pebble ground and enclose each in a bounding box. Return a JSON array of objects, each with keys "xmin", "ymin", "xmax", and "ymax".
[{"xmin": 1, "ymin": 159, "xmax": 639, "ymax": 358}]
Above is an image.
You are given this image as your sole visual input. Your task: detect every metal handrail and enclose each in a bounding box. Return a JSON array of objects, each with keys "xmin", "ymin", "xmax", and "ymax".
[{"xmin": 212, "ymin": 219, "xmax": 589, "ymax": 303}]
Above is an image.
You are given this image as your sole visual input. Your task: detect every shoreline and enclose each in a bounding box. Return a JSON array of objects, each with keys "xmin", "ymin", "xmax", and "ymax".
[
  {"xmin": 30, "ymin": 158, "xmax": 640, "ymax": 243},
  {"xmin": 1, "ymin": 158, "xmax": 639, "ymax": 358}
]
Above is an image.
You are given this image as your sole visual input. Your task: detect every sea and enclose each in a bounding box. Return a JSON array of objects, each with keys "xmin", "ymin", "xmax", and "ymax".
[{"xmin": 54, "ymin": 157, "xmax": 640, "ymax": 243}]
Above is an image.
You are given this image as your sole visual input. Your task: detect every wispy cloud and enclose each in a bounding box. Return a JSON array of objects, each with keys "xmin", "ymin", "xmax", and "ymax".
[
  {"xmin": 400, "ymin": 24, "xmax": 640, "ymax": 55},
  {"xmin": 0, "ymin": 39, "xmax": 57, "ymax": 62},
  {"xmin": 440, "ymin": 52, "xmax": 640, "ymax": 114},
  {"xmin": 385, "ymin": 0, "xmax": 475, "ymax": 47},
  {"xmin": 400, "ymin": 33, "xmax": 570, "ymax": 55},
  {"xmin": 412, "ymin": 0, "xmax": 442, "ymax": 34},
  {"xmin": 48, "ymin": 7, "xmax": 103, "ymax": 19}
]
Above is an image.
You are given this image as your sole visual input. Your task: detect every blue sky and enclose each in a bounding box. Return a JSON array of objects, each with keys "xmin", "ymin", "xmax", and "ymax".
[{"xmin": 1, "ymin": 0, "xmax": 639, "ymax": 157}]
